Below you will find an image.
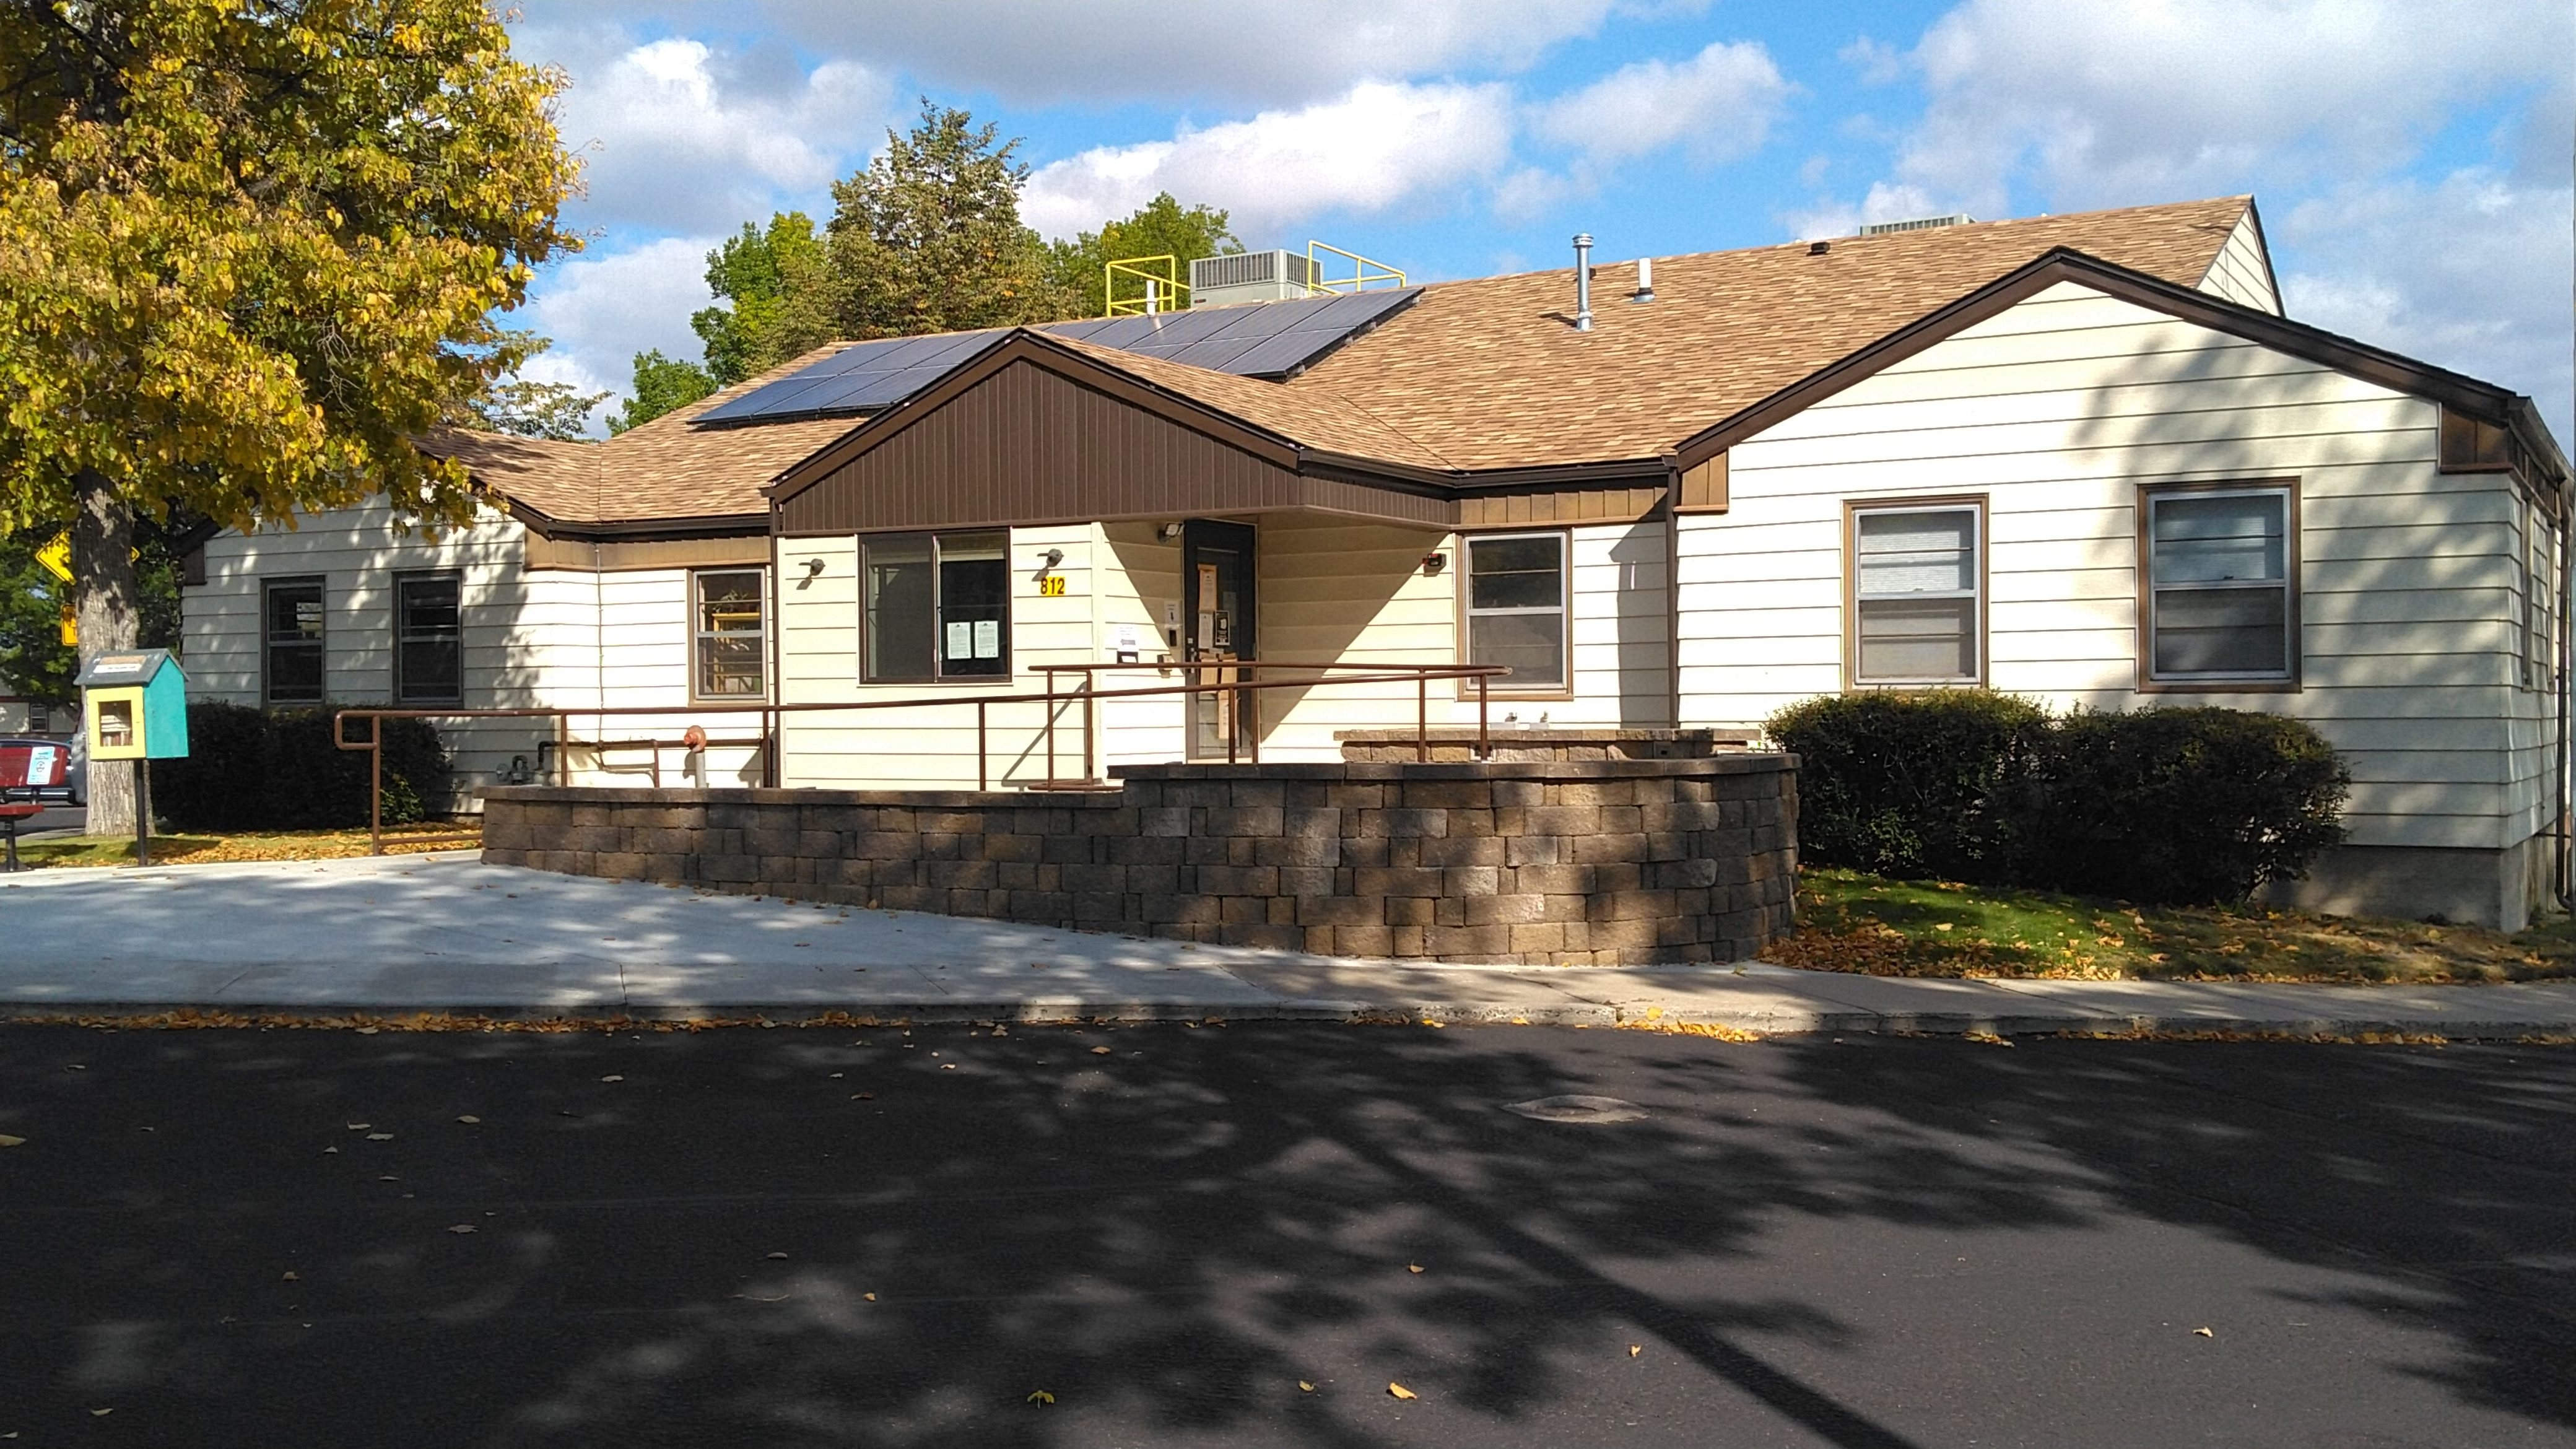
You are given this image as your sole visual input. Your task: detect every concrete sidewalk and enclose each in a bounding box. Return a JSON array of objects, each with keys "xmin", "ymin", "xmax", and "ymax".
[{"xmin": 5, "ymin": 852, "xmax": 2575, "ymax": 1037}]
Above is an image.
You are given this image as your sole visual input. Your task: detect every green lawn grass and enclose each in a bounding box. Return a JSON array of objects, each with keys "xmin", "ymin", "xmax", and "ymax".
[
  {"xmin": 1778, "ymin": 866, "xmax": 2576, "ymax": 985},
  {"xmin": 7, "ymin": 822, "xmax": 476, "ymax": 870}
]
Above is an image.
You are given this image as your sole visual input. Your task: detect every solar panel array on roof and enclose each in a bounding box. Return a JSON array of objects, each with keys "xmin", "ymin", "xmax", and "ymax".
[{"xmin": 695, "ymin": 287, "xmax": 1421, "ymax": 427}]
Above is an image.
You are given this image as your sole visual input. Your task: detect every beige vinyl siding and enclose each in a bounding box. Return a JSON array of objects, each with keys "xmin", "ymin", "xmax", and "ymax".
[
  {"xmin": 1256, "ymin": 517, "xmax": 1456, "ymax": 756},
  {"xmin": 777, "ymin": 523, "xmax": 1102, "ymax": 789},
  {"xmin": 2196, "ymin": 209, "xmax": 2282, "ymax": 314},
  {"xmin": 181, "ymin": 498, "xmax": 769, "ymax": 803},
  {"xmin": 1679, "ymin": 279, "xmax": 2541, "ymax": 854},
  {"xmin": 183, "ymin": 498, "xmax": 550, "ymax": 802}
]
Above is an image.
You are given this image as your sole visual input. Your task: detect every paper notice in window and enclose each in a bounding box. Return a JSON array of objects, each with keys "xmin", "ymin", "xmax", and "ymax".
[
  {"xmin": 945, "ymin": 621, "xmax": 972, "ymax": 659},
  {"xmin": 973, "ymin": 619, "xmax": 1000, "ymax": 659}
]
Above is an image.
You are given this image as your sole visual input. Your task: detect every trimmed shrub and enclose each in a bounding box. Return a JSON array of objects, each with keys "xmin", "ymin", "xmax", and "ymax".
[
  {"xmin": 1765, "ymin": 693, "xmax": 2351, "ymax": 906},
  {"xmin": 1764, "ymin": 690, "xmax": 2051, "ymax": 882},
  {"xmin": 154, "ymin": 703, "xmax": 451, "ymax": 831},
  {"xmin": 2038, "ymin": 707, "xmax": 2349, "ymax": 906}
]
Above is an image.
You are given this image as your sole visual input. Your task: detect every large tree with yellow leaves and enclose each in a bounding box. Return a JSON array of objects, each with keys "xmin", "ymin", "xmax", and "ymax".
[{"xmin": 0, "ymin": 0, "xmax": 580, "ymax": 832}]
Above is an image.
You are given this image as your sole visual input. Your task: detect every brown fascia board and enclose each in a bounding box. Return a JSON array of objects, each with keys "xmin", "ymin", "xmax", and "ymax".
[
  {"xmin": 1672, "ymin": 246, "xmax": 2570, "ymax": 486},
  {"xmin": 492, "ymin": 492, "xmax": 768, "ymax": 543},
  {"xmin": 765, "ymin": 330, "xmax": 1305, "ymax": 504}
]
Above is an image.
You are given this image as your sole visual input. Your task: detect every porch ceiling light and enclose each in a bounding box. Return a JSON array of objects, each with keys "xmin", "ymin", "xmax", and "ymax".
[{"xmin": 1038, "ymin": 547, "xmax": 1065, "ymax": 573}]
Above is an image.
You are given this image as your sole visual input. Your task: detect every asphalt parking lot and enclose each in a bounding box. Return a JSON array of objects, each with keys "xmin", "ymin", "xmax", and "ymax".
[{"xmin": 0, "ymin": 1022, "xmax": 2568, "ymax": 1447}]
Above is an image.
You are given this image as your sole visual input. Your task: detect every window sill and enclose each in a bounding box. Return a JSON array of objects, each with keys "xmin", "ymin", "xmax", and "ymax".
[{"xmin": 2137, "ymin": 677, "xmax": 2301, "ymax": 694}]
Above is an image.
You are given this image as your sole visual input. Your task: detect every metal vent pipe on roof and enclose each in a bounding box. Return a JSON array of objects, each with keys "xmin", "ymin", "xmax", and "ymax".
[
  {"xmin": 1632, "ymin": 256, "xmax": 1654, "ymax": 303},
  {"xmin": 1572, "ymin": 233, "xmax": 1594, "ymax": 331}
]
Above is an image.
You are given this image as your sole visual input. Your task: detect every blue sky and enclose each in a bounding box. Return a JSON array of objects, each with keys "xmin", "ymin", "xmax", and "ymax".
[{"xmin": 503, "ymin": 0, "xmax": 2575, "ymax": 442}]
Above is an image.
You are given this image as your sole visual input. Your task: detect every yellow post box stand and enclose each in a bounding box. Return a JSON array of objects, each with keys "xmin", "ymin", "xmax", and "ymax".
[{"xmin": 75, "ymin": 648, "xmax": 189, "ymax": 865}]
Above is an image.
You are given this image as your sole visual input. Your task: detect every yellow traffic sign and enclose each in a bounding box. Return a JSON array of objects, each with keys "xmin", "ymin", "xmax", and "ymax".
[{"xmin": 35, "ymin": 531, "xmax": 71, "ymax": 583}]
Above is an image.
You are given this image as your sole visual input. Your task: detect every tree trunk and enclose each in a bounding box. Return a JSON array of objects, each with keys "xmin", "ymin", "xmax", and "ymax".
[{"xmin": 72, "ymin": 469, "xmax": 139, "ymax": 837}]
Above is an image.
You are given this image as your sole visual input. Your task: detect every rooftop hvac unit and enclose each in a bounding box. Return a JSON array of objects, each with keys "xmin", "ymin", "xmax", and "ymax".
[
  {"xmin": 1858, "ymin": 214, "xmax": 1975, "ymax": 236},
  {"xmin": 1190, "ymin": 250, "xmax": 1322, "ymax": 308}
]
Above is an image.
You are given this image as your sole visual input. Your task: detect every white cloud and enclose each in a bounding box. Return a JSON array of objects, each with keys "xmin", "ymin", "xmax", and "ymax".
[
  {"xmin": 1780, "ymin": 182, "xmax": 1944, "ymax": 243},
  {"xmin": 514, "ymin": 238, "xmax": 721, "ymax": 428},
  {"xmin": 1022, "ymin": 81, "xmax": 1516, "ymax": 242},
  {"xmin": 1892, "ymin": 0, "xmax": 2574, "ymax": 215},
  {"xmin": 542, "ymin": 35, "xmax": 893, "ymax": 232},
  {"xmin": 2279, "ymin": 173, "xmax": 2574, "ymax": 441},
  {"xmin": 513, "ymin": 0, "xmax": 1681, "ymax": 107},
  {"xmin": 1528, "ymin": 40, "xmax": 1790, "ymax": 168}
]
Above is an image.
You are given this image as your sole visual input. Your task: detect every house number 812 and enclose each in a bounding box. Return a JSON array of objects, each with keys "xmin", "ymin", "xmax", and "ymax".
[{"xmin": 1038, "ymin": 575, "xmax": 1066, "ymax": 596}]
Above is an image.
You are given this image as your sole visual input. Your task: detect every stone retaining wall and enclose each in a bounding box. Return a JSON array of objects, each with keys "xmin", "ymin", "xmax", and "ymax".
[{"xmin": 481, "ymin": 755, "xmax": 1798, "ymax": 964}]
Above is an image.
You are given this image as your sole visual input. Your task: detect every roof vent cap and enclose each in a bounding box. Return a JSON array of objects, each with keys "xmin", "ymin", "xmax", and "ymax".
[{"xmin": 1857, "ymin": 214, "xmax": 1975, "ymax": 237}]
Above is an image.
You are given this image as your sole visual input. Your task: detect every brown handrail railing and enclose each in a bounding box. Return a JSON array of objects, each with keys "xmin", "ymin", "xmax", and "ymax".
[{"xmin": 334, "ymin": 659, "xmax": 1503, "ymax": 856}]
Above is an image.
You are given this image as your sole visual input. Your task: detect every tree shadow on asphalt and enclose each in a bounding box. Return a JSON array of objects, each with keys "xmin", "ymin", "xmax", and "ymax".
[
  {"xmin": 0, "ymin": 1024, "xmax": 2567, "ymax": 1446},
  {"xmin": 1783, "ymin": 1036, "xmax": 2576, "ymax": 1434}
]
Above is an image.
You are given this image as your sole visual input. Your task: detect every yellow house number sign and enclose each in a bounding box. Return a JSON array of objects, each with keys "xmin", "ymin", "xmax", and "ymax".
[{"xmin": 1038, "ymin": 575, "xmax": 1067, "ymax": 597}]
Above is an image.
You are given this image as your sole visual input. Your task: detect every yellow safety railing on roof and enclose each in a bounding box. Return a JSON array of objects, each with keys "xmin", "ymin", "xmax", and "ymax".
[
  {"xmin": 1104, "ymin": 255, "xmax": 1185, "ymax": 317},
  {"xmin": 1306, "ymin": 240, "xmax": 1406, "ymax": 294}
]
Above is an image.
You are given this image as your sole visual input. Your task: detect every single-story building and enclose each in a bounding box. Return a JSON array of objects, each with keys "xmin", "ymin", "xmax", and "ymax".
[{"xmin": 180, "ymin": 194, "xmax": 2571, "ymax": 928}]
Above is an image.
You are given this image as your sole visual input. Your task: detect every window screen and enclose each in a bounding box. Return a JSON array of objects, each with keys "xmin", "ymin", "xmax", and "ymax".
[
  {"xmin": 694, "ymin": 570, "xmax": 767, "ymax": 699},
  {"xmin": 393, "ymin": 573, "xmax": 461, "ymax": 705},
  {"xmin": 2147, "ymin": 489, "xmax": 2292, "ymax": 679},
  {"xmin": 1464, "ymin": 533, "xmax": 1567, "ymax": 690},
  {"xmin": 863, "ymin": 532, "xmax": 1009, "ymax": 682},
  {"xmin": 1853, "ymin": 506, "xmax": 1980, "ymax": 683},
  {"xmin": 263, "ymin": 578, "xmax": 326, "ymax": 705}
]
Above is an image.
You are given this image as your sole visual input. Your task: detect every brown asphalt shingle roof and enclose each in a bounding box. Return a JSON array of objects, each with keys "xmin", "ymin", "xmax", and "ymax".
[
  {"xmin": 439, "ymin": 196, "xmax": 2253, "ymax": 522},
  {"xmin": 1284, "ymin": 195, "xmax": 2255, "ymax": 471}
]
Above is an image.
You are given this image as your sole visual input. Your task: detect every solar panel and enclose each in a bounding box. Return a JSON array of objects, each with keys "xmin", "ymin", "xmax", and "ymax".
[{"xmin": 694, "ymin": 287, "xmax": 1420, "ymax": 426}]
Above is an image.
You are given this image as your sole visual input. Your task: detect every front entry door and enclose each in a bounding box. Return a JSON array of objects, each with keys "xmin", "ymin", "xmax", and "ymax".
[{"xmin": 1182, "ymin": 521, "xmax": 1257, "ymax": 758}]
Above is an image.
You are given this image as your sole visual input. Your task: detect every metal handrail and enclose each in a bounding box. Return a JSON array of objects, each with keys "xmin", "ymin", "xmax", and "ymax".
[{"xmin": 333, "ymin": 660, "xmax": 1505, "ymax": 855}]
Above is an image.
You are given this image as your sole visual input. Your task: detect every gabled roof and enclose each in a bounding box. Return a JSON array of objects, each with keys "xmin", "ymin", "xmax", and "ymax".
[
  {"xmin": 423, "ymin": 346, "xmax": 861, "ymax": 534},
  {"xmin": 433, "ymin": 192, "xmax": 2565, "ymax": 532},
  {"xmin": 1281, "ymin": 196, "xmax": 2258, "ymax": 472}
]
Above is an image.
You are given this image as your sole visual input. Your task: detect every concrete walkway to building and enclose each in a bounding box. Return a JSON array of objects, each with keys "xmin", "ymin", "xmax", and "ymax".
[{"xmin": 5, "ymin": 852, "xmax": 2576, "ymax": 1036}]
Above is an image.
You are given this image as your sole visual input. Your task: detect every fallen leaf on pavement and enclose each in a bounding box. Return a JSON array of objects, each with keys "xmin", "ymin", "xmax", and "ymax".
[
  {"xmin": 600, "ymin": 1074, "xmax": 624, "ymax": 1082},
  {"xmin": 457, "ymin": 1115, "xmax": 481, "ymax": 1125},
  {"xmin": 365, "ymin": 1133, "xmax": 394, "ymax": 1141},
  {"xmin": 1387, "ymin": 1383, "xmax": 1417, "ymax": 1400},
  {"xmin": 766, "ymin": 1251, "xmax": 788, "ymax": 1260},
  {"xmin": 0, "ymin": 1135, "xmax": 23, "ymax": 1149},
  {"xmin": 90, "ymin": 1409, "xmax": 111, "ymax": 1417},
  {"xmin": 1090, "ymin": 1046, "xmax": 1113, "ymax": 1055},
  {"xmin": 863, "ymin": 1292, "xmax": 876, "ymax": 1301},
  {"xmin": 1628, "ymin": 1345, "xmax": 1642, "ymax": 1357},
  {"xmin": 1407, "ymin": 1263, "xmax": 1424, "ymax": 1274},
  {"xmin": 851, "ymin": 1092, "xmax": 874, "ymax": 1100},
  {"xmin": 1027, "ymin": 1390, "xmax": 1055, "ymax": 1406},
  {"xmin": 321, "ymin": 1146, "xmax": 338, "ymax": 1154},
  {"xmin": 2192, "ymin": 1326, "xmax": 2214, "ymax": 1338},
  {"xmin": 346, "ymin": 1123, "xmax": 370, "ymax": 1131},
  {"xmin": 1298, "ymin": 1381, "xmax": 1314, "ymax": 1392},
  {"xmin": 446, "ymin": 1224, "xmax": 477, "ymax": 1235}
]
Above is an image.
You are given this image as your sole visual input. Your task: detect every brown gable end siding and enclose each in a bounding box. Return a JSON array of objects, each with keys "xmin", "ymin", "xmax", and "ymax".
[{"xmin": 775, "ymin": 357, "xmax": 1451, "ymax": 534}]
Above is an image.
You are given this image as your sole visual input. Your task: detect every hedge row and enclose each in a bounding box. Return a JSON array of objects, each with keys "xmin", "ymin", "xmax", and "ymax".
[
  {"xmin": 151, "ymin": 702, "xmax": 452, "ymax": 831},
  {"xmin": 1765, "ymin": 691, "xmax": 2350, "ymax": 906}
]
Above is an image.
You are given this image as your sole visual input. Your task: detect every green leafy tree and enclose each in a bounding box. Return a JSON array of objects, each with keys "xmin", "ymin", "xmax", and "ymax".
[
  {"xmin": 0, "ymin": 519, "xmax": 187, "ymax": 711},
  {"xmin": 819, "ymin": 101, "xmax": 1074, "ymax": 339},
  {"xmin": 0, "ymin": 0, "xmax": 580, "ymax": 832},
  {"xmin": 692, "ymin": 211, "xmax": 825, "ymax": 386},
  {"xmin": 463, "ymin": 336, "xmax": 606, "ymax": 440},
  {"xmin": 609, "ymin": 350, "xmax": 716, "ymax": 434},
  {"xmin": 1046, "ymin": 192, "xmax": 1243, "ymax": 317}
]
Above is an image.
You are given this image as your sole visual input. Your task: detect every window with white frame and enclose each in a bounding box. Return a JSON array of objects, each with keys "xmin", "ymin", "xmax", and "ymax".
[
  {"xmin": 692, "ymin": 568, "xmax": 767, "ymax": 700},
  {"xmin": 1463, "ymin": 532, "xmax": 1568, "ymax": 691},
  {"xmin": 2144, "ymin": 484, "xmax": 2295, "ymax": 682},
  {"xmin": 863, "ymin": 531, "xmax": 1009, "ymax": 682},
  {"xmin": 393, "ymin": 572, "xmax": 462, "ymax": 705},
  {"xmin": 1851, "ymin": 503, "xmax": 1982, "ymax": 684}
]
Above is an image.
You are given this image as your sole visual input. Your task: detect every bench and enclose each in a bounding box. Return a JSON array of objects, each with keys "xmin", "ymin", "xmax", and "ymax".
[{"xmin": 0, "ymin": 741, "xmax": 67, "ymax": 871}]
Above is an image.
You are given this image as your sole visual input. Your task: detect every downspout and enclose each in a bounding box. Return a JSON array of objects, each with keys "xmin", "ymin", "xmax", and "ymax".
[
  {"xmin": 1663, "ymin": 459, "xmax": 1684, "ymax": 731},
  {"xmin": 593, "ymin": 540, "xmax": 606, "ymax": 786},
  {"xmin": 2557, "ymin": 494, "xmax": 2569, "ymax": 908},
  {"xmin": 765, "ymin": 503, "xmax": 785, "ymax": 790}
]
